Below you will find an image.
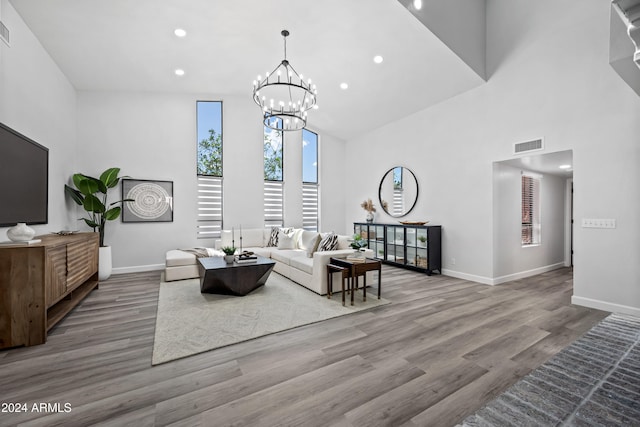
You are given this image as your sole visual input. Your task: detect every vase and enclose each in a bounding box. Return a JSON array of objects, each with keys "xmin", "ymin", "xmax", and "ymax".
[
  {"xmin": 366, "ymin": 211, "xmax": 374, "ymax": 223},
  {"xmin": 7, "ymin": 222, "xmax": 36, "ymax": 242},
  {"xmin": 99, "ymin": 246, "xmax": 112, "ymax": 281},
  {"xmin": 224, "ymin": 255, "xmax": 235, "ymax": 264}
]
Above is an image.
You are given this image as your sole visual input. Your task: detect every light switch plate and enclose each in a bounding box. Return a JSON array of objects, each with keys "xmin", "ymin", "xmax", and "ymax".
[{"xmin": 581, "ymin": 219, "xmax": 616, "ymax": 229}]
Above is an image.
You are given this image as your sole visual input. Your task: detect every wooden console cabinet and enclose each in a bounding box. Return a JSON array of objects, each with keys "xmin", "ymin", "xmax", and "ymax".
[{"xmin": 0, "ymin": 232, "xmax": 99, "ymax": 349}]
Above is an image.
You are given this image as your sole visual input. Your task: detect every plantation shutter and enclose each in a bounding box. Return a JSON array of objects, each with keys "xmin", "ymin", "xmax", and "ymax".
[{"xmin": 197, "ymin": 176, "xmax": 223, "ymax": 239}]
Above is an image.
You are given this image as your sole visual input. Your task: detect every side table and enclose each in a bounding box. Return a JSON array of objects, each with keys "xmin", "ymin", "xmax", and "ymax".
[{"xmin": 329, "ymin": 257, "xmax": 382, "ymax": 305}]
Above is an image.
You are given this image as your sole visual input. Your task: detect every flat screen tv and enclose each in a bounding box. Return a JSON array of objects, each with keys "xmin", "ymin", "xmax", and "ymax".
[{"xmin": 0, "ymin": 122, "xmax": 49, "ymax": 227}]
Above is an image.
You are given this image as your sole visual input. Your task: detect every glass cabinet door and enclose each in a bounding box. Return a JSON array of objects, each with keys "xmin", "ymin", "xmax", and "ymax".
[
  {"xmin": 406, "ymin": 227, "xmax": 416, "ymax": 247},
  {"xmin": 417, "ymin": 228, "xmax": 428, "ymax": 248},
  {"xmin": 386, "ymin": 226, "xmax": 405, "ymax": 264},
  {"xmin": 416, "ymin": 247, "xmax": 428, "ymax": 269}
]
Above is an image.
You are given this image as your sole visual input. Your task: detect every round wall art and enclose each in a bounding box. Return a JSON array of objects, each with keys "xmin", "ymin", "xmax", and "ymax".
[{"xmin": 121, "ymin": 179, "xmax": 173, "ymax": 222}]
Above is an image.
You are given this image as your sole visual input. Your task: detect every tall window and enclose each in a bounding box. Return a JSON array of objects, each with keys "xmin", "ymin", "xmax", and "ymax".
[
  {"xmin": 264, "ymin": 117, "xmax": 284, "ymax": 227},
  {"xmin": 196, "ymin": 101, "xmax": 223, "ymax": 239},
  {"xmin": 302, "ymin": 129, "xmax": 319, "ymax": 231},
  {"xmin": 522, "ymin": 173, "xmax": 541, "ymax": 245}
]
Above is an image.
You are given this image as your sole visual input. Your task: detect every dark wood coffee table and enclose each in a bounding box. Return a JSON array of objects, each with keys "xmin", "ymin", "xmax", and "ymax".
[{"xmin": 198, "ymin": 256, "xmax": 275, "ymax": 296}]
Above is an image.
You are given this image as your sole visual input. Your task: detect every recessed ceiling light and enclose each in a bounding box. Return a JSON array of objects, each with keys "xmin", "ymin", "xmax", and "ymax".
[
  {"xmin": 340, "ymin": 82, "xmax": 349, "ymax": 90},
  {"xmin": 313, "ymin": 105, "xmax": 319, "ymax": 110},
  {"xmin": 413, "ymin": 0, "xmax": 422, "ymax": 10},
  {"xmin": 174, "ymin": 28, "xmax": 187, "ymax": 37},
  {"xmin": 174, "ymin": 69, "xmax": 185, "ymax": 76},
  {"xmin": 373, "ymin": 55, "xmax": 384, "ymax": 64},
  {"xmin": 559, "ymin": 164, "xmax": 572, "ymax": 169}
]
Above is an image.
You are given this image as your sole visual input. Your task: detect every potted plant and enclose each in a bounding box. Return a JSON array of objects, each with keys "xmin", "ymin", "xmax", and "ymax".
[
  {"xmin": 221, "ymin": 246, "xmax": 236, "ymax": 264},
  {"xmin": 64, "ymin": 167, "xmax": 132, "ymax": 280},
  {"xmin": 418, "ymin": 235, "xmax": 427, "ymax": 246}
]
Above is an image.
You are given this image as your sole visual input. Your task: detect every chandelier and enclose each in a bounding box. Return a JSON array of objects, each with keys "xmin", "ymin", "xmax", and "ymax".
[{"xmin": 252, "ymin": 30, "xmax": 317, "ymax": 131}]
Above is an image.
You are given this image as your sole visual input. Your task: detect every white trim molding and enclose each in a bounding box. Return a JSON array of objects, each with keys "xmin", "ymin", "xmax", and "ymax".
[
  {"xmin": 112, "ymin": 263, "xmax": 164, "ymax": 275},
  {"xmin": 441, "ymin": 269, "xmax": 494, "ymax": 285},
  {"xmin": 444, "ymin": 263, "xmax": 566, "ymax": 286},
  {"xmin": 572, "ymin": 295, "xmax": 640, "ymax": 317},
  {"xmin": 491, "ymin": 263, "xmax": 565, "ymax": 285}
]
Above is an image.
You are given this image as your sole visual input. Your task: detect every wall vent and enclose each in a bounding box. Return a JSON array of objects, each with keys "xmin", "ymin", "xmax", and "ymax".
[
  {"xmin": 514, "ymin": 138, "xmax": 544, "ymax": 154},
  {"xmin": 0, "ymin": 20, "xmax": 9, "ymax": 46}
]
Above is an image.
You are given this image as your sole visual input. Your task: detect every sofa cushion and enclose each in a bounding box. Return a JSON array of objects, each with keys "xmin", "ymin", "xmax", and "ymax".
[
  {"xmin": 166, "ymin": 249, "xmax": 197, "ymax": 267},
  {"xmin": 239, "ymin": 228, "xmax": 265, "ymax": 248},
  {"xmin": 318, "ymin": 232, "xmax": 339, "ymax": 251},
  {"xmin": 250, "ymin": 247, "xmax": 272, "ymax": 258},
  {"xmin": 299, "ymin": 230, "xmax": 321, "ymax": 257},
  {"xmin": 271, "ymin": 249, "xmax": 305, "ymax": 265},
  {"xmin": 277, "ymin": 229, "xmax": 296, "ymax": 249},
  {"xmin": 290, "ymin": 256, "xmax": 314, "ymax": 275},
  {"xmin": 337, "ymin": 234, "xmax": 350, "ymax": 250}
]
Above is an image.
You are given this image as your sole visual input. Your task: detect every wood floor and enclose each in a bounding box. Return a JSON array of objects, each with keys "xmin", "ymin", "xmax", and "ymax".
[{"xmin": 0, "ymin": 266, "xmax": 608, "ymax": 427}]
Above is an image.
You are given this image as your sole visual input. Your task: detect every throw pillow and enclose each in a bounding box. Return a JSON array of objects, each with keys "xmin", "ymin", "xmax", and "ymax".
[
  {"xmin": 266, "ymin": 227, "xmax": 279, "ymax": 247},
  {"xmin": 277, "ymin": 229, "xmax": 295, "ymax": 250},
  {"xmin": 317, "ymin": 232, "xmax": 338, "ymax": 252},
  {"xmin": 299, "ymin": 231, "xmax": 321, "ymax": 258}
]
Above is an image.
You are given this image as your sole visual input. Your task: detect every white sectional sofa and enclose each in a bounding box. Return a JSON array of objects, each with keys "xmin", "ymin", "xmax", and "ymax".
[{"xmin": 165, "ymin": 228, "xmax": 373, "ymax": 295}]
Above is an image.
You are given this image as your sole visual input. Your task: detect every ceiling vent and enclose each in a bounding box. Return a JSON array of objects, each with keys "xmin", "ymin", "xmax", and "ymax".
[
  {"xmin": 0, "ymin": 20, "xmax": 9, "ymax": 46},
  {"xmin": 514, "ymin": 138, "xmax": 544, "ymax": 155}
]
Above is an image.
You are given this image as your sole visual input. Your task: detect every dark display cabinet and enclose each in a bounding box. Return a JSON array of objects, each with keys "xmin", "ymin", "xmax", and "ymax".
[{"xmin": 354, "ymin": 222, "xmax": 441, "ymax": 275}]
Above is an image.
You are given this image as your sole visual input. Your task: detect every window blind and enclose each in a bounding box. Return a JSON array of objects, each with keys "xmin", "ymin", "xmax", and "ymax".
[
  {"xmin": 264, "ymin": 181, "xmax": 284, "ymax": 228},
  {"xmin": 197, "ymin": 176, "xmax": 223, "ymax": 239},
  {"xmin": 302, "ymin": 183, "xmax": 318, "ymax": 231}
]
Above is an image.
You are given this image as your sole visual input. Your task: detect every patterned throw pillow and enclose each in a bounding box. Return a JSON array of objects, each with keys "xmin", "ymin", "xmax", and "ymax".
[
  {"xmin": 317, "ymin": 232, "xmax": 338, "ymax": 251},
  {"xmin": 266, "ymin": 227, "xmax": 279, "ymax": 247}
]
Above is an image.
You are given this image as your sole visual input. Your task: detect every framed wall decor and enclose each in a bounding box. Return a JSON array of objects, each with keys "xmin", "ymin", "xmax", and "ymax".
[{"xmin": 122, "ymin": 179, "xmax": 173, "ymax": 223}]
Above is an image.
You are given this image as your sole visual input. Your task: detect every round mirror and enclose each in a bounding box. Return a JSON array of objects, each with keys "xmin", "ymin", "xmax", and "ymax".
[{"xmin": 378, "ymin": 167, "xmax": 419, "ymax": 218}]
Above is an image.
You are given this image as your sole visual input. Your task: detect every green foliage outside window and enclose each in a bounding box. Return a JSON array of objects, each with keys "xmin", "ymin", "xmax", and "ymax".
[
  {"xmin": 264, "ymin": 126, "xmax": 283, "ymax": 181},
  {"xmin": 198, "ymin": 128, "xmax": 222, "ymax": 176}
]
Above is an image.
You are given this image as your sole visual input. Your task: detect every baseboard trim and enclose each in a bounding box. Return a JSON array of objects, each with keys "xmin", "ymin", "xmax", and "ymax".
[
  {"xmin": 571, "ymin": 296, "xmax": 640, "ymax": 317},
  {"xmin": 112, "ymin": 263, "xmax": 164, "ymax": 275},
  {"xmin": 491, "ymin": 262, "xmax": 566, "ymax": 286},
  {"xmin": 441, "ymin": 269, "xmax": 493, "ymax": 285},
  {"xmin": 442, "ymin": 262, "xmax": 566, "ymax": 286}
]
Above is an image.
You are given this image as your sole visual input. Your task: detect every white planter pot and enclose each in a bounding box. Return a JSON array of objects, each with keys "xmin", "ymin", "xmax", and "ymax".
[
  {"xmin": 99, "ymin": 246, "xmax": 112, "ymax": 281},
  {"xmin": 7, "ymin": 222, "xmax": 36, "ymax": 242},
  {"xmin": 224, "ymin": 255, "xmax": 235, "ymax": 264}
]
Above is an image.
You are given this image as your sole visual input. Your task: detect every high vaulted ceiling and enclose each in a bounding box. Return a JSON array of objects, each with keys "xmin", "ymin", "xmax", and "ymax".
[{"xmin": 8, "ymin": 0, "xmax": 486, "ymax": 140}]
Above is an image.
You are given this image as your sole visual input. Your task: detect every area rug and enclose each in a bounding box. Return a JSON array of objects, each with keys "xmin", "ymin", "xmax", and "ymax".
[
  {"xmin": 152, "ymin": 273, "xmax": 389, "ymax": 365},
  {"xmin": 461, "ymin": 313, "xmax": 640, "ymax": 426}
]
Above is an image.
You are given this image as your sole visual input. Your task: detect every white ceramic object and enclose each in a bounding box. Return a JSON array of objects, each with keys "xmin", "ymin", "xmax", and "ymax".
[
  {"xmin": 7, "ymin": 222, "xmax": 36, "ymax": 242},
  {"xmin": 224, "ymin": 255, "xmax": 235, "ymax": 264},
  {"xmin": 99, "ymin": 246, "xmax": 112, "ymax": 281}
]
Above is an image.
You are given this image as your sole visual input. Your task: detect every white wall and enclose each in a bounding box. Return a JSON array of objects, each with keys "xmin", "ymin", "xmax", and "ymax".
[
  {"xmin": 492, "ymin": 163, "xmax": 566, "ymax": 283},
  {"xmin": 0, "ymin": 0, "xmax": 77, "ymax": 238},
  {"xmin": 344, "ymin": 0, "xmax": 640, "ymax": 314},
  {"xmin": 76, "ymin": 91, "xmax": 346, "ymax": 272}
]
